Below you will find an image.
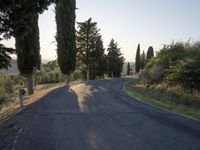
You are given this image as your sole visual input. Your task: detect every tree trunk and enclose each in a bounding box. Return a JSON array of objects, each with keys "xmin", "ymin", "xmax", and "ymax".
[
  {"xmin": 66, "ymin": 74, "xmax": 70, "ymax": 91},
  {"xmin": 87, "ymin": 66, "xmax": 90, "ymax": 81},
  {"xmin": 111, "ymin": 71, "xmax": 114, "ymax": 78},
  {"xmin": 27, "ymin": 74, "xmax": 34, "ymax": 95}
]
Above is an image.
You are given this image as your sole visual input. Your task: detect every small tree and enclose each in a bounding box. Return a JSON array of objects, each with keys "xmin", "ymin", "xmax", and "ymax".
[
  {"xmin": 140, "ymin": 51, "xmax": 146, "ymax": 70},
  {"xmin": 135, "ymin": 44, "xmax": 140, "ymax": 73},
  {"xmin": 147, "ymin": 46, "xmax": 154, "ymax": 60},
  {"xmin": 127, "ymin": 62, "xmax": 131, "ymax": 75}
]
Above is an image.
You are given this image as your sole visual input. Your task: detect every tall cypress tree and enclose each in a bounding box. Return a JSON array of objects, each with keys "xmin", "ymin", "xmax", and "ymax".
[
  {"xmin": 56, "ymin": 0, "xmax": 76, "ymax": 84},
  {"xmin": 135, "ymin": 44, "xmax": 141, "ymax": 73},
  {"xmin": 15, "ymin": 12, "xmax": 40, "ymax": 95},
  {"xmin": 147, "ymin": 46, "xmax": 154, "ymax": 60}
]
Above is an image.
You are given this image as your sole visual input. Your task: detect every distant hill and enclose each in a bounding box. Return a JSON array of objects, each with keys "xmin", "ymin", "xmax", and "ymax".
[
  {"xmin": 1, "ymin": 59, "xmax": 135, "ymax": 75},
  {"xmin": 1, "ymin": 59, "xmax": 19, "ymax": 74},
  {"xmin": 0, "ymin": 59, "xmax": 54, "ymax": 74}
]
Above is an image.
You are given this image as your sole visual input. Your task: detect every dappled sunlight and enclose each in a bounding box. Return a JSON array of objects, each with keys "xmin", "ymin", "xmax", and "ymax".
[{"xmin": 71, "ymin": 83, "xmax": 98, "ymax": 112}]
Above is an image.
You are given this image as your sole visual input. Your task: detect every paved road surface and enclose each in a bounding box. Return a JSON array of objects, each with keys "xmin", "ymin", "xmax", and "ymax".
[{"xmin": 0, "ymin": 78, "xmax": 200, "ymax": 150}]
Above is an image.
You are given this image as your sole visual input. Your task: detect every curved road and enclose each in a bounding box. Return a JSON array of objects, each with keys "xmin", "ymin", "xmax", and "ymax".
[{"xmin": 0, "ymin": 78, "xmax": 200, "ymax": 150}]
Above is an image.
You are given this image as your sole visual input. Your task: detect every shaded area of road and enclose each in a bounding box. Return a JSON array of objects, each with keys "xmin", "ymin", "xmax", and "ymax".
[{"xmin": 0, "ymin": 78, "xmax": 200, "ymax": 150}]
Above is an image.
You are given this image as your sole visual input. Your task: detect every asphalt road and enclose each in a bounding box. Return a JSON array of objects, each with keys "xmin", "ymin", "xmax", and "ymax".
[{"xmin": 0, "ymin": 78, "xmax": 200, "ymax": 150}]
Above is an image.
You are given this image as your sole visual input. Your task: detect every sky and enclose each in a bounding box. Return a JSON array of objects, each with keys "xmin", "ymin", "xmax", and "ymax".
[{"xmin": 2, "ymin": 0, "xmax": 200, "ymax": 62}]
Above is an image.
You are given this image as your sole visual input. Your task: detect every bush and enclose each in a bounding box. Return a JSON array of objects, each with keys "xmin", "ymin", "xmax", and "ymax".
[
  {"xmin": 138, "ymin": 69, "xmax": 150, "ymax": 84},
  {"xmin": 143, "ymin": 41, "xmax": 200, "ymax": 91},
  {"xmin": 149, "ymin": 66, "xmax": 165, "ymax": 84}
]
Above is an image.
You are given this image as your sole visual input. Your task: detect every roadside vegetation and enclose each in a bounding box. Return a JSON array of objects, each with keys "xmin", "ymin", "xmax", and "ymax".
[{"xmin": 126, "ymin": 41, "xmax": 200, "ymax": 120}]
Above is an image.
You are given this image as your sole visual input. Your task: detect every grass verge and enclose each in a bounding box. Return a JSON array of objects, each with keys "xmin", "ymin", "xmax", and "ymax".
[{"xmin": 124, "ymin": 79, "xmax": 200, "ymax": 120}]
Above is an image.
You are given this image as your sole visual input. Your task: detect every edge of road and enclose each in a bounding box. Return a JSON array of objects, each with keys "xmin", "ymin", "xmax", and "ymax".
[
  {"xmin": 123, "ymin": 79, "xmax": 200, "ymax": 132},
  {"xmin": 0, "ymin": 81, "xmax": 86, "ymax": 124},
  {"xmin": 0, "ymin": 85, "xmax": 66, "ymax": 125}
]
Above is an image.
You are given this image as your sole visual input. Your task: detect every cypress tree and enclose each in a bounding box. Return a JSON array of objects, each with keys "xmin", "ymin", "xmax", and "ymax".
[
  {"xmin": 147, "ymin": 46, "xmax": 154, "ymax": 60},
  {"xmin": 15, "ymin": 12, "xmax": 40, "ymax": 95},
  {"xmin": 140, "ymin": 51, "xmax": 146, "ymax": 70},
  {"xmin": 56, "ymin": 0, "xmax": 76, "ymax": 85},
  {"xmin": 135, "ymin": 44, "xmax": 140, "ymax": 73},
  {"xmin": 127, "ymin": 62, "xmax": 131, "ymax": 75}
]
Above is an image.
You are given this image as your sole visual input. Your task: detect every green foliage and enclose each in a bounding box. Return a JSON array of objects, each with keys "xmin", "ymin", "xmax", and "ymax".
[
  {"xmin": 135, "ymin": 44, "xmax": 140, "ymax": 73},
  {"xmin": 34, "ymin": 61, "xmax": 64, "ymax": 84},
  {"xmin": 34, "ymin": 60, "xmax": 86, "ymax": 84},
  {"xmin": 0, "ymin": 73, "xmax": 14, "ymax": 106},
  {"xmin": 55, "ymin": 0, "xmax": 76, "ymax": 75},
  {"xmin": 0, "ymin": 0, "xmax": 54, "ymax": 39},
  {"xmin": 107, "ymin": 39, "xmax": 125, "ymax": 77},
  {"xmin": 143, "ymin": 41, "xmax": 200, "ymax": 91}
]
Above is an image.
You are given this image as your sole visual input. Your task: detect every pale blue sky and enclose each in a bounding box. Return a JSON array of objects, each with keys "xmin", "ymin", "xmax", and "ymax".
[{"xmin": 3, "ymin": 0, "xmax": 200, "ymax": 62}]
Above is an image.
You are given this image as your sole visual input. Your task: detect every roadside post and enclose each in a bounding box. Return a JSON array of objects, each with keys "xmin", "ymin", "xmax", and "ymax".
[{"xmin": 19, "ymin": 88, "xmax": 26, "ymax": 108}]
